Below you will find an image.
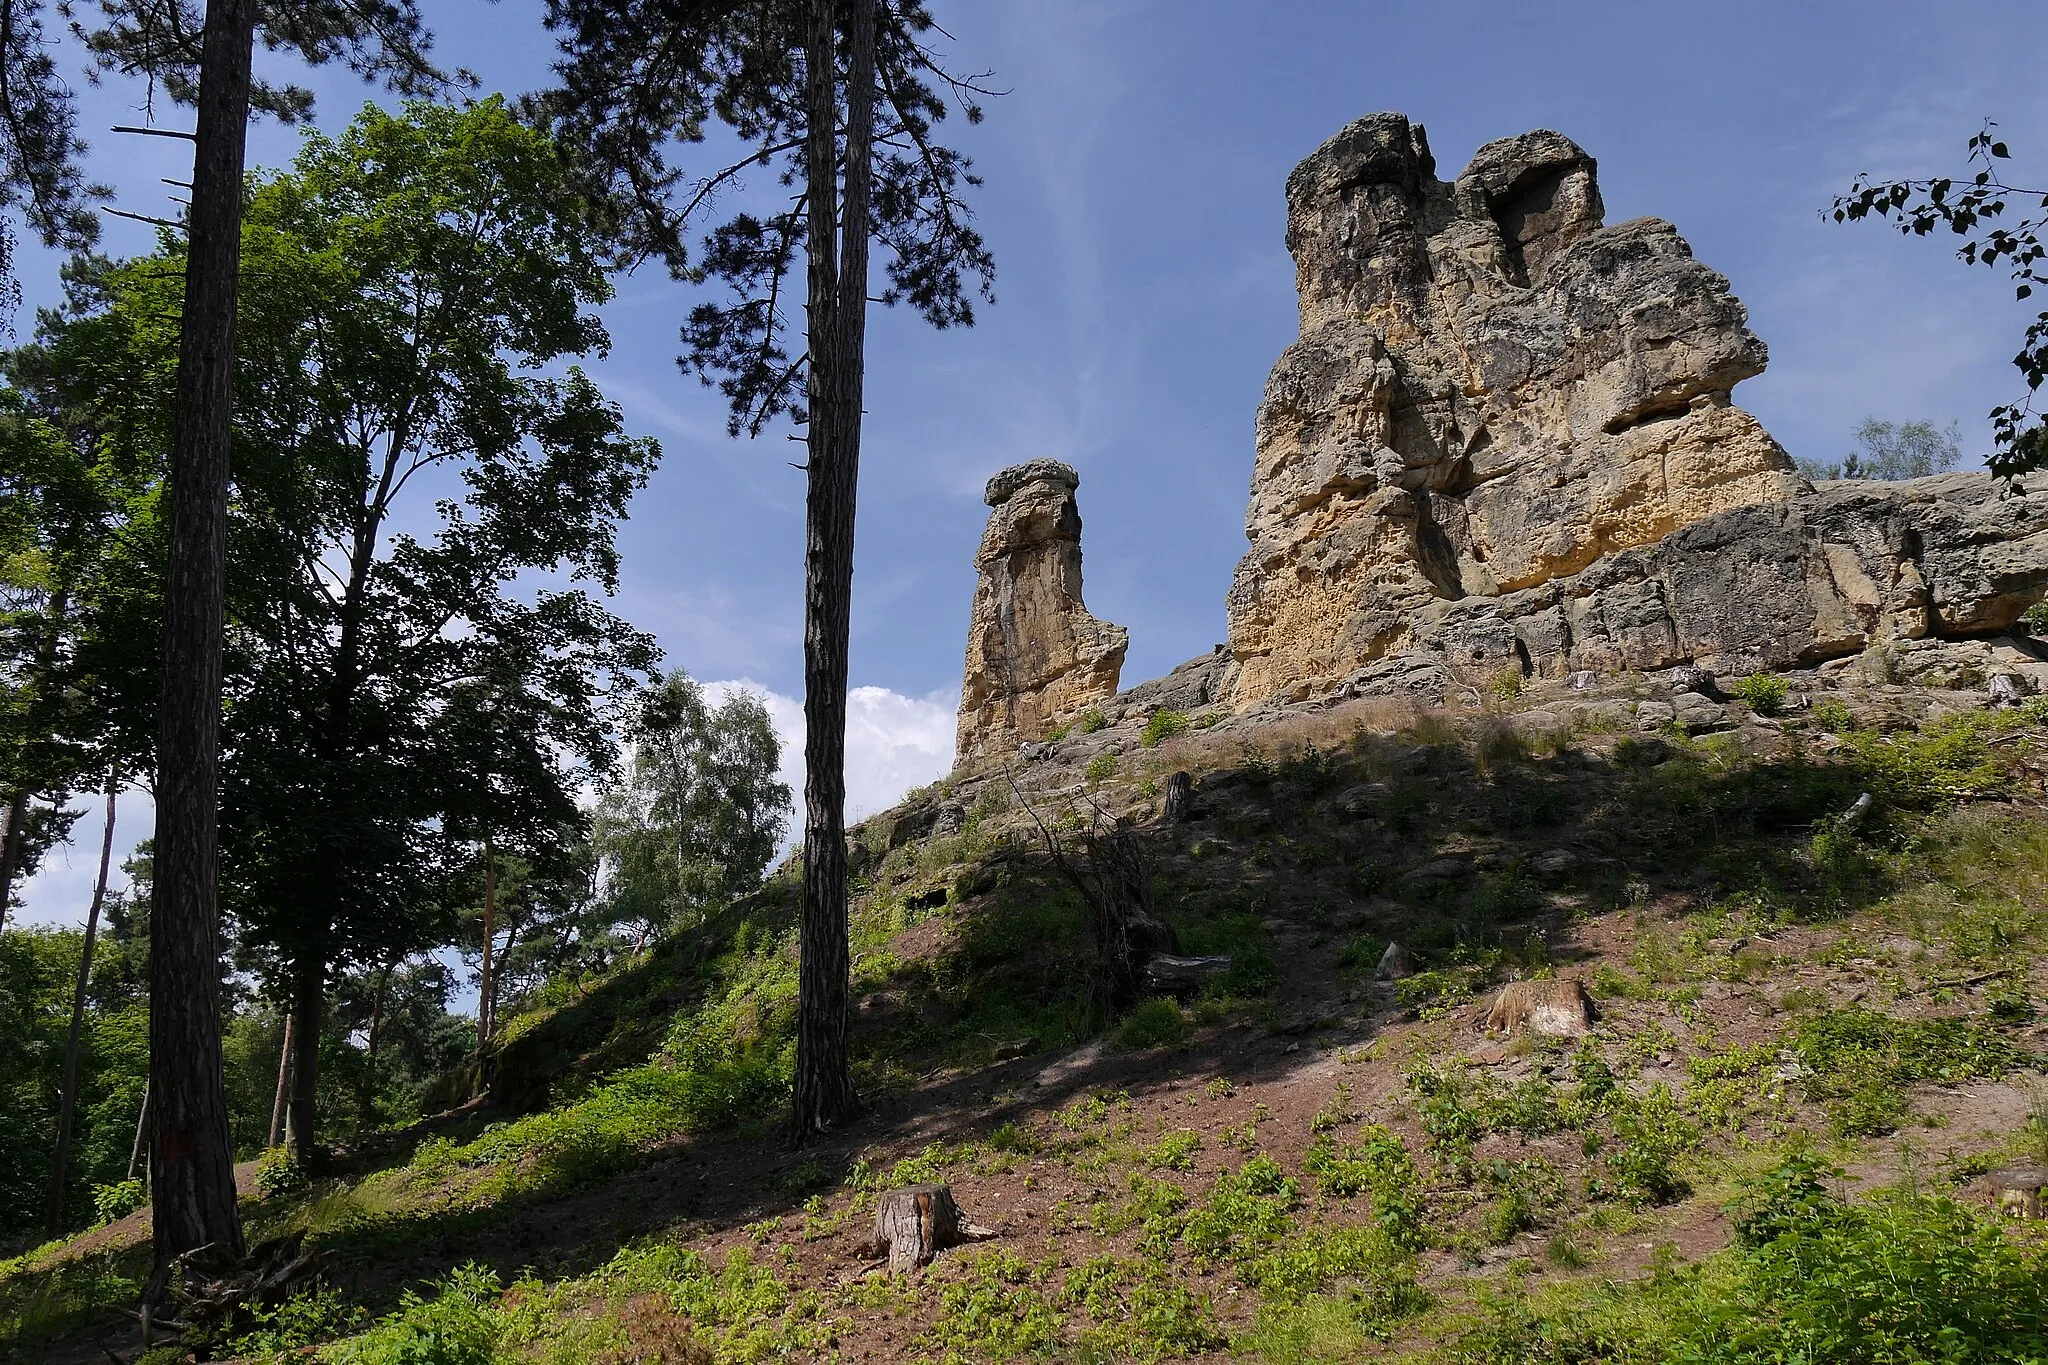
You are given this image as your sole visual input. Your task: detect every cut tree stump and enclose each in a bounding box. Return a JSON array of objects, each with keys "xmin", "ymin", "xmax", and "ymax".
[
  {"xmin": 1163, "ymin": 771, "xmax": 1193, "ymax": 823},
  {"xmin": 860, "ymin": 1184, "xmax": 994, "ymax": 1272}
]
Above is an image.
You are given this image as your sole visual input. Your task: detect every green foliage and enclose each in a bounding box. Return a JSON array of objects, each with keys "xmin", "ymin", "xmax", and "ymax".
[
  {"xmin": 1488, "ymin": 667, "xmax": 1525, "ymax": 702},
  {"xmin": 327, "ymin": 1264, "xmax": 506, "ymax": 1365},
  {"xmin": 1840, "ymin": 712, "xmax": 2006, "ymax": 808},
  {"xmin": 593, "ymin": 672, "xmax": 791, "ymax": 944},
  {"xmin": 254, "ymin": 1145, "xmax": 308, "ymax": 1200},
  {"xmin": 1244, "ymin": 1224, "xmax": 1426, "ymax": 1315},
  {"xmin": 1729, "ymin": 673, "xmax": 1791, "ymax": 715},
  {"xmin": 1811, "ymin": 696, "xmax": 1856, "ymax": 733},
  {"xmin": 1141, "ymin": 710, "xmax": 1190, "ymax": 748},
  {"xmin": 924, "ymin": 1250, "xmax": 1061, "ymax": 1362},
  {"xmin": 1595, "ymin": 1085, "xmax": 1697, "ymax": 1208},
  {"xmin": 1796, "ymin": 418, "xmax": 1965, "ymax": 481},
  {"xmin": 412, "ymin": 1027, "xmax": 787, "ymax": 1202},
  {"xmin": 1792, "ymin": 1006, "xmax": 2025, "ymax": 1135},
  {"xmin": 89, "ymin": 1179, "xmax": 142, "ymax": 1226},
  {"xmin": 1115, "ymin": 998, "xmax": 1189, "ymax": 1050},
  {"xmin": 1303, "ymin": 1125, "xmax": 1426, "ymax": 1250},
  {"xmin": 1084, "ymin": 752, "xmax": 1120, "ymax": 785},
  {"xmin": 1078, "ymin": 708, "xmax": 1109, "ymax": 734},
  {"xmin": 2024, "ymin": 599, "xmax": 2048, "ymax": 635},
  {"xmin": 1143, "ymin": 1129, "xmax": 1202, "ymax": 1172},
  {"xmin": 1833, "ymin": 128, "xmax": 2047, "ymax": 480},
  {"xmin": 1470, "ymin": 869, "xmax": 1543, "ymax": 921},
  {"xmin": 1181, "ymin": 1155, "xmax": 1300, "ymax": 1270},
  {"xmin": 225, "ymin": 1284, "xmax": 367, "ymax": 1362},
  {"xmin": 1713, "ymin": 1154, "xmax": 2048, "ymax": 1362},
  {"xmin": 1446, "ymin": 1149, "xmax": 2048, "ymax": 1362}
]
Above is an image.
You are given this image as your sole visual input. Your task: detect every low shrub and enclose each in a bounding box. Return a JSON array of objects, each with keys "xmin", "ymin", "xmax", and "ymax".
[
  {"xmin": 1115, "ymin": 997, "xmax": 1190, "ymax": 1050},
  {"xmin": 1141, "ymin": 710, "xmax": 1191, "ymax": 747},
  {"xmin": 1792, "ymin": 1006, "xmax": 2024, "ymax": 1136},
  {"xmin": 1730, "ymin": 672, "xmax": 1791, "ymax": 715},
  {"xmin": 91, "ymin": 1179, "xmax": 144, "ymax": 1226}
]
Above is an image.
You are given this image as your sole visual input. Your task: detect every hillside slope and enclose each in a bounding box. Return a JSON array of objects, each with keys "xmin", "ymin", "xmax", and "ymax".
[{"xmin": 6, "ymin": 658, "xmax": 2048, "ymax": 1364}]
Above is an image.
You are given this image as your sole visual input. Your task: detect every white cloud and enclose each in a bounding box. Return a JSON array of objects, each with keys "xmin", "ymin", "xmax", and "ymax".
[
  {"xmin": 11, "ymin": 788, "xmax": 153, "ymax": 930},
  {"xmin": 706, "ymin": 679, "xmax": 959, "ymax": 831}
]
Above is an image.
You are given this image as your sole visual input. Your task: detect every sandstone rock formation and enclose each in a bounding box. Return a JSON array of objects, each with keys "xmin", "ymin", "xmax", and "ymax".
[
  {"xmin": 1226, "ymin": 113, "xmax": 1803, "ymax": 705},
  {"xmin": 1423, "ymin": 471, "xmax": 2048, "ymax": 682},
  {"xmin": 956, "ymin": 461, "xmax": 1127, "ymax": 764}
]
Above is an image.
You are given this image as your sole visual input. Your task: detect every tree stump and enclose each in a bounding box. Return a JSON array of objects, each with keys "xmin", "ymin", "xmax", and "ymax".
[
  {"xmin": 860, "ymin": 1184, "xmax": 993, "ymax": 1272},
  {"xmin": 1480, "ymin": 978, "xmax": 1598, "ymax": 1038},
  {"xmin": 1163, "ymin": 770, "xmax": 1193, "ymax": 823}
]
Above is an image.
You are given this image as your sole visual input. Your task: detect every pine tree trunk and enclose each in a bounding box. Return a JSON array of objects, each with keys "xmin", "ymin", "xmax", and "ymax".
[
  {"xmin": 791, "ymin": 0, "xmax": 875, "ymax": 1143},
  {"xmin": 286, "ymin": 953, "xmax": 323, "ymax": 1171},
  {"xmin": 266, "ymin": 1011, "xmax": 294, "ymax": 1150},
  {"xmin": 146, "ymin": 0, "xmax": 256, "ymax": 1305},
  {"xmin": 45, "ymin": 784, "xmax": 118, "ymax": 1234},
  {"xmin": 478, "ymin": 836, "xmax": 497, "ymax": 1048},
  {"xmin": 357, "ymin": 956, "xmax": 393, "ymax": 1130}
]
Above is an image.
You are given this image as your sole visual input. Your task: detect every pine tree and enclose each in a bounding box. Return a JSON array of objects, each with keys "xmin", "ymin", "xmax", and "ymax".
[{"xmin": 537, "ymin": 0, "xmax": 994, "ymax": 1141}]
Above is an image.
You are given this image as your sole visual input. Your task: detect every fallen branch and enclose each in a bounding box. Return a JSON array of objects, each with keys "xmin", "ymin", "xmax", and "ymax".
[{"xmin": 1902, "ymin": 966, "xmax": 2021, "ymax": 997}]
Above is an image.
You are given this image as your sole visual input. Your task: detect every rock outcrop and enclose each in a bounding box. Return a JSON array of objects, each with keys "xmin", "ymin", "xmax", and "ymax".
[
  {"xmin": 1423, "ymin": 471, "xmax": 2048, "ymax": 681},
  {"xmin": 956, "ymin": 461, "xmax": 1127, "ymax": 765},
  {"xmin": 1226, "ymin": 113, "xmax": 1803, "ymax": 705}
]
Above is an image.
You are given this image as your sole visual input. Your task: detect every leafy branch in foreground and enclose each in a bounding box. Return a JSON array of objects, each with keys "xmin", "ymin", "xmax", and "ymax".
[{"xmin": 1832, "ymin": 125, "xmax": 2048, "ymax": 480}]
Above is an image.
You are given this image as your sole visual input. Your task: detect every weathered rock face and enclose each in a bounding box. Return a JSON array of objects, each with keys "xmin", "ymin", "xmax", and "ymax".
[
  {"xmin": 1227, "ymin": 113, "xmax": 1802, "ymax": 705},
  {"xmin": 956, "ymin": 461, "xmax": 1128, "ymax": 765},
  {"xmin": 1423, "ymin": 471, "xmax": 2048, "ymax": 681}
]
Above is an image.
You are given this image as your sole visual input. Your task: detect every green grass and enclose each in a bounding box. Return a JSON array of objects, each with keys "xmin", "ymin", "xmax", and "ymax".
[
  {"xmin": 1141, "ymin": 710, "xmax": 1192, "ymax": 747},
  {"xmin": 1433, "ymin": 1153, "xmax": 2048, "ymax": 1364},
  {"xmin": 1791, "ymin": 1005, "xmax": 2029, "ymax": 1136}
]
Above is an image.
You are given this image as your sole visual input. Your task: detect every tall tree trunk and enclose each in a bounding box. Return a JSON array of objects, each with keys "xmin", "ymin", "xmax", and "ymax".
[
  {"xmin": 357, "ymin": 955, "xmax": 394, "ymax": 1130},
  {"xmin": 146, "ymin": 0, "xmax": 256, "ymax": 1303},
  {"xmin": 45, "ymin": 783, "xmax": 118, "ymax": 1235},
  {"xmin": 266, "ymin": 1010, "xmax": 294, "ymax": 1149},
  {"xmin": 488, "ymin": 917, "xmax": 521, "ymax": 1043},
  {"xmin": 286, "ymin": 953, "xmax": 323, "ymax": 1171},
  {"xmin": 791, "ymin": 0, "xmax": 874, "ymax": 1142},
  {"xmin": 128, "ymin": 1079, "xmax": 150, "ymax": 1182},
  {"xmin": 477, "ymin": 836, "xmax": 497, "ymax": 1048}
]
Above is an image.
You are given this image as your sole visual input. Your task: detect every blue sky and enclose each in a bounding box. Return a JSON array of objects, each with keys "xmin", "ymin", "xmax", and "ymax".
[{"xmin": 16, "ymin": 0, "xmax": 2048, "ymax": 926}]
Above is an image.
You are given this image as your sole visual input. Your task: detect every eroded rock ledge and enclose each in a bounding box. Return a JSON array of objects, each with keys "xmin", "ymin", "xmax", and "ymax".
[{"xmin": 956, "ymin": 460, "xmax": 1127, "ymax": 765}]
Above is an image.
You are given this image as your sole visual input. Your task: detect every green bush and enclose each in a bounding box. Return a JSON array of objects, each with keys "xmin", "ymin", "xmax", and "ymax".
[
  {"xmin": 1730, "ymin": 673, "xmax": 1791, "ymax": 715},
  {"xmin": 1115, "ymin": 997, "xmax": 1189, "ymax": 1050},
  {"xmin": 1078, "ymin": 707, "xmax": 1109, "ymax": 734},
  {"xmin": 1446, "ymin": 1154, "xmax": 2048, "ymax": 1364},
  {"xmin": 1141, "ymin": 710, "xmax": 1191, "ymax": 747},
  {"xmin": 1084, "ymin": 752, "xmax": 1120, "ymax": 784},
  {"xmin": 327, "ymin": 1264, "xmax": 505, "ymax": 1365},
  {"xmin": 1811, "ymin": 696, "xmax": 1856, "ymax": 733},
  {"xmin": 91, "ymin": 1178, "xmax": 144, "ymax": 1226},
  {"xmin": 254, "ymin": 1145, "xmax": 308, "ymax": 1200},
  {"xmin": 226, "ymin": 1284, "xmax": 366, "ymax": 1361},
  {"xmin": 1182, "ymin": 1155, "xmax": 1300, "ymax": 1269}
]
